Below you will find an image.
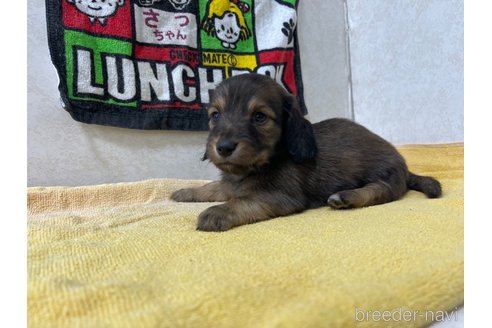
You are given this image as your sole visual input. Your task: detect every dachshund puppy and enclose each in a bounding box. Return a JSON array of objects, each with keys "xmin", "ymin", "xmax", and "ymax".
[{"xmin": 171, "ymin": 74, "xmax": 442, "ymax": 231}]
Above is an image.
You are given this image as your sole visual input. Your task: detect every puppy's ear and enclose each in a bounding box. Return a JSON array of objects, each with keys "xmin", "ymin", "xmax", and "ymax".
[{"xmin": 282, "ymin": 94, "xmax": 317, "ymax": 162}]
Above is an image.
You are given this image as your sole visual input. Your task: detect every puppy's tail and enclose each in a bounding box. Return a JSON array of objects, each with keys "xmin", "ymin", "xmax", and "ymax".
[{"xmin": 407, "ymin": 172, "xmax": 442, "ymax": 198}]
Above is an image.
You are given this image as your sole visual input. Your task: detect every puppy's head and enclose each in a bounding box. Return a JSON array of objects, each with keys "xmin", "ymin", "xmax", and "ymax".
[{"xmin": 204, "ymin": 74, "xmax": 317, "ymax": 175}]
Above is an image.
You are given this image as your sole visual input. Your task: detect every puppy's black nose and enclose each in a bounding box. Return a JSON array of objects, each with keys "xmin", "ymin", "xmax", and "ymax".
[{"xmin": 216, "ymin": 139, "xmax": 237, "ymax": 157}]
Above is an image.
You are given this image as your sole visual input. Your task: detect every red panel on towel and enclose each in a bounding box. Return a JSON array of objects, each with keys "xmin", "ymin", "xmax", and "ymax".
[{"xmin": 62, "ymin": 0, "xmax": 133, "ymax": 40}]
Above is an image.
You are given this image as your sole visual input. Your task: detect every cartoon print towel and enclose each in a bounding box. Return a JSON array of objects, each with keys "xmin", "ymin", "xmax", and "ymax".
[{"xmin": 46, "ymin": 0, "xmax": 306, "ymax": 130}]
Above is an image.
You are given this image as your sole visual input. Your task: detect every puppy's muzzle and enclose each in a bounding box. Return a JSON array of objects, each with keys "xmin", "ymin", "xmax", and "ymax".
[{"xmin": 216, "ymin": 138, "xmax": 237, "ymax": 158}]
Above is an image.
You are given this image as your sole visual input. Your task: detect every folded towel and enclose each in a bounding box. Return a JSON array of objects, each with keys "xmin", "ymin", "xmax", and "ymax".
[
  {"xmin": 27, "ymin": 143, "xmax": 463, "ymax": 327},
  {"xmin": 46, "ymin": 0, "xmax": 305, "ymax": 130}
]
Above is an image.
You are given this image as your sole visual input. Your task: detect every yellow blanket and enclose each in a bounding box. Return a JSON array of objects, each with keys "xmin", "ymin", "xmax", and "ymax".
[{"xmin": 27, "ymin": 143, "xmax": 463, "ymax": 328}]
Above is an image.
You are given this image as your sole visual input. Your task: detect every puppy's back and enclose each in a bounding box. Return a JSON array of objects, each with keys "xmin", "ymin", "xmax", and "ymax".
[{"xmin": 313, "ymin": 118, "xmax": 401, "ymax": 159}]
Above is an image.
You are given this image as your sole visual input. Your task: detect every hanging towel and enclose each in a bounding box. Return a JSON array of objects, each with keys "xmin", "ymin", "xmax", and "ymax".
[{"xmin": 46, "ymin": 0, "xmax": 306, "ymax": 130}]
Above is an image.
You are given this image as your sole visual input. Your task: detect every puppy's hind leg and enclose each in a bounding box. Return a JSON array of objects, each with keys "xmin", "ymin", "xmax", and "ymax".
[{"xmin": 327, "ymin": 180, "xmax": 406, "ymax": 209}]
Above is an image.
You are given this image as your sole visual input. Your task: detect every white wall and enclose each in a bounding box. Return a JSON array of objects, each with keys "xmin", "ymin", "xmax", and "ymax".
[
  {"xmin": 347, "ymin": 0, "xmax": 463, "ymax": 144},
  {"xmin": 299, "ymin": 0, "xmax": 351, "ymax": 123},
  {"xmin": 27, "ymin": 0, "xmax": 463, "ymax": 187}
]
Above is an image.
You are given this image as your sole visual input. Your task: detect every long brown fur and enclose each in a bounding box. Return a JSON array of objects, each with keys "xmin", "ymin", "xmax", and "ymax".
[{"xmin": 171, "ymin": 74, "xmax": 442, "ymax": 231}]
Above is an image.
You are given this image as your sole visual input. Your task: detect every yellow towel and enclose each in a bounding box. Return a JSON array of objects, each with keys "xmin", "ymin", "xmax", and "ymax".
[{"xmin": 27, "ymin": 143, "xmax": 463, "ymax": 328}]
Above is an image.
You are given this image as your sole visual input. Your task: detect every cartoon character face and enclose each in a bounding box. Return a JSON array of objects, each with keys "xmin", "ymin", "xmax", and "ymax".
[
  {"xmin": 168, "ymin": 0, "xmax": 190, "ymax": 10},
  {"xmin": 67, "ymin": 0, "xmax": 125, "ymax": 26},
  {"xmin": 202, "ymin": 0, "xmax": 251, "ymax": 49},
  {"xmin": 213, "ymin": 13, "xmax": 241, "ymax": 49}
]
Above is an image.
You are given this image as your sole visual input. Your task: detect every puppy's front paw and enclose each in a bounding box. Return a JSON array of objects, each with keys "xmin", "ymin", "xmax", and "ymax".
[
  {"xmin": 197, "ymin": 205, "xmax": 235, "ymax": 232},
  {"xmin": 171, "ymin": 188, "xmax": 195, "ymax": 202}
]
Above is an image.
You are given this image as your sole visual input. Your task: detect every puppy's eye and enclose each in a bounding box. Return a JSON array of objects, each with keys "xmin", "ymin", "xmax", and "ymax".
[
  {"xmin": 253, "ymin": 112, "xmax": 267, "ymax": 124},
  {"xmin": 210, "ymin": 111, "xmax": 221, "ymax": 122}
]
